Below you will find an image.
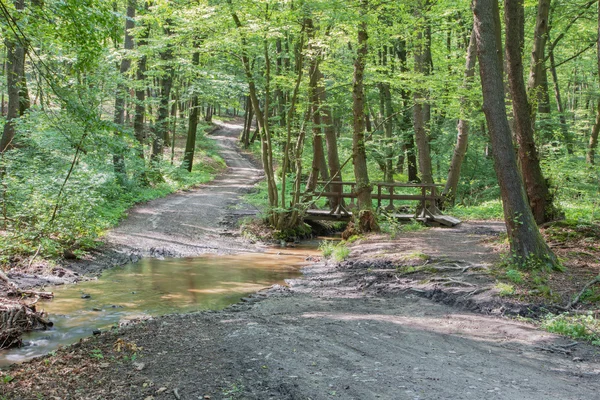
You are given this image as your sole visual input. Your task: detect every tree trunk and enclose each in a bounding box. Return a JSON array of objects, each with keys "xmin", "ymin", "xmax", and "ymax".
[
  {"xmin": 396, "ymin": 40, "xmax": 419, "ymax": 182},
  {"xmin": 151, "ymin": 24, "xmax": 174, "ymax": 162},
  {"xmin": 413, "ymin": 2, "xmax": 434, "ymax": 185},
  {"xmin": 112, "ymin": 0, "xmax": 136, "ymax": 182},
  {"xmin": 527, "ymin": 0, "xmax": 552, "ymax": 118},
  {"xmin": 321, "ymin": 87, "xmax": 343, "ymax": 210},
  {"xmin": 588, "ymin": 0, "xmax": 600, "ymax": 164},
  {"xmin": 306, "ymin": 62, "xmax": 329, "ymax": 193},
  {"xmin": 0, "ymin": 0, "xmax": 27, "ymax": 153},
  {"xmin": 548, "ymin": 45, "xmax": 574, "ymax": 154},
  {"xmin": 504, "ymin": 0, "xmax": 558, "ymax": 224},
  {"xmin": 443, "ymin": 27, "xmax": 477, "ymax": 206},
  {"xmin": 352, "ymin": 0, "xmax": 377, "ymax": 232},
  {"xmin": 133, "ymin": 2, "xmax": 149, "ymax": 162},
  {"xmin": 183, "ymin": 52, "xmax": 201, "ymax": 172},
  {"xmin": 473, "ymin": 0, "xmax": 559, "ymax": 270}
]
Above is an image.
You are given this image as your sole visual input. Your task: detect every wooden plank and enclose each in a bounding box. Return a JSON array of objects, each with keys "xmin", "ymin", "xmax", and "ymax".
[{"xmin": 431, "ymin": 215, "xmax": 462, "ymax": 227}]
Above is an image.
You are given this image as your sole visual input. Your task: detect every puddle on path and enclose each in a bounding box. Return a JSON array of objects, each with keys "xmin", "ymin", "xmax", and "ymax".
[{"xmin": 0, "ymin": 244, "xmax": 320, "ymax": 367}]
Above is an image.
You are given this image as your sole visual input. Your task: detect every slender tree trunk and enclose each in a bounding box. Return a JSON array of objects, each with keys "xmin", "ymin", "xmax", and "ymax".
[
  {"xmin": 590, "ymin": 102, "xmax": 600, "ymax": 164},
  {"xmin": 352, "ymin": 0, "xmax": 377, "ymax": 232},
  {"xmin": 183, "ymin": 51, "xmax": 200, "ymax": 172},
  {"xmin": 443, "ymin": 27, "xmax": 477, "ymax": 206},
  {"xmin": 504, "ymin": 0, "xmax": 558, "ymax": 224},
  {"xmin": 151, "ymin": 25, "xmax": 174, "ymax": 162},
  {"xmin": 133, "ymin": 2, "xmax": 149, "ymax": 162},
  {"xmin": 473, "ymin": 0, "xmax": 559, "ymax": 270},
  {"xmin": 397, "ymin": 41, "xmax": 419, "ymax": 182},
  {"xmin": 321, "ymin": 86, "xmax": 343, "ymax": 209},
  {"xmin": 0, "ymin": 0, "xmax": 27, "ymax": 153},
  {"xmin": 306, "ymin": 54, "xmax": 329, "ymax": 192},
  {"xmin": 112, "ymin": 0, "xmax": 135, "ymax": 181},
  {"xmin": 413, "ymin": 1, "xmax": 434, "ymax": 184},
  {"xmin": 527, "ymin": 0, "xmax": 552, "ymax": 118},
  {"xmin": 228, "ymin": 5, "xmax": 278, "ymax": 220},
  {"xmin": 588, "ymin": 0, "xmax": 600, "ymax": 164},
  {"xmin": 548, "ymin": 45, "xmax": 574, "ymax": 154}
]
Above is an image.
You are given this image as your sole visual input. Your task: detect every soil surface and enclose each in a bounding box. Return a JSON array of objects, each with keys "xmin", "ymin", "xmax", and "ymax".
[{"xmin": 2, "ymin": 122, "xmax": 600, "ymax": 399}]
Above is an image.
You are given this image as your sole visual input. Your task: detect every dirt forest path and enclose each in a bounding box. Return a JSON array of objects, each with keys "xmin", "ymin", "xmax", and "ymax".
[
  {"xmin": 107, "ymin": 120, "xmax": 262, "ymax": 258},
  {"xmin": 4, "ymin": 123, "xmax": 600, "ymax": 399}
]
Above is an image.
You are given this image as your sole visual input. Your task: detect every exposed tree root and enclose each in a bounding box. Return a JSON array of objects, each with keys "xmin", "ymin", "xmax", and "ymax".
[
  {"xmin": 566, "ymin": 275, "xmax": 600, "ymax": 310},
  {"xmin": 0, "ymin": 302, "xmax": 53, "ymax": 348}
]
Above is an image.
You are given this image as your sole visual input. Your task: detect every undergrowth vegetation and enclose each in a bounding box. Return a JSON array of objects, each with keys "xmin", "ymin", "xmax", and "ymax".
[{"xmin": 0, "ymin": 111, "xmax": 224, "ymax": 265}]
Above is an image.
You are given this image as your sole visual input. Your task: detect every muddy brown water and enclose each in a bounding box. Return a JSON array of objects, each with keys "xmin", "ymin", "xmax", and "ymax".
[{"xmin": 0, "ymin": 245, "xmax": 320, "ymax": 367}]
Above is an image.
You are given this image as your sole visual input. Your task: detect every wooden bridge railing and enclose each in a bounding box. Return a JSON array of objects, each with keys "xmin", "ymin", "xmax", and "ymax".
[{"xmin": 304, "ymin": 181, "xmax": 444, "ymax": 219}]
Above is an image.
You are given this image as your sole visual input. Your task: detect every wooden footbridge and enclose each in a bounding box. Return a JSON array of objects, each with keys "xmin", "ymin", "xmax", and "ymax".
[{"xmin": 303, "ymin": 181, "xmax": 461, "ymax": 227}]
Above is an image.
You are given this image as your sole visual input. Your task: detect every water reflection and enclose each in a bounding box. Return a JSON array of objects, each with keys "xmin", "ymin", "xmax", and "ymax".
[{"xmin": 0, "ymin": 248, "xmax": 314, "ymax": 367}]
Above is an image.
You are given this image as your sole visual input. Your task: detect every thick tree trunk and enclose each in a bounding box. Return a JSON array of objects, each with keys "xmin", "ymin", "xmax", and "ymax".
[
  {"xmin": 443, "ymin": 27, "xmax": 477, "ymax": 206},
  {"xmin": 112, "ymin": 1, "xmax": 136, "ymax": 182},
  {"xmin": 527, "ymin": 0, "xmax": 552, "ymax": 118},
  {"xmin": 0, "ymin": 0, "xmax": 27, "ymax": 153},
  {"xmin": 504, "ymin": 0, "xmax": 557, "ymax": 224},
  {"xmin": 352, "ymin": 0, "xmax": 377, "ymax": 232},
  {"xmin": 473, "ymin": 0, "xmax": 559, "ymax": 270}
]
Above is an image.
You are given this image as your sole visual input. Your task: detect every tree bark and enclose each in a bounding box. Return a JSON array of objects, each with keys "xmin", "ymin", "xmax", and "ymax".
[
  {"xmin": 588, "ymin": 0, "xmax": 600, "ymax": 164},
  {"xmin": 0, "ymin": 0, "xmax": 27, "ymax": 153},
  {"xmin": 413, "ymin": 1, "xmax": 434, "ymax": 185},
  {"xmin": 504, "ymin": 0, "xmax": 557, "ymax": 224},
  {"xmin": 183, "ymin": 49, "xmax": 201, "ymax": 172},
  {"xmin": 133, "ymin": 1, "xmax": 149, "ymax": 163},
  {"xmin": 443, "ymin": 27, "xmax": 477, "ymax": 206},
  {"xmin": 151, "ymin": 24, "xmax": 174, "ymax": 162},
  {"xmin": 396, "ymin": 40, "xmax": 419, "ymax": 182},
  {"xmin": 527, "ymin": 0, "xmax": 552, "ymax": 118},
  {"xmin": 352, "ymin": 0, "xmax": 377, "ymax": 232},
  {"xmin": 112, "ymin": 0, "xmax": 136, "ymax": 181},
  {"xmin": 473, "ymin": 0, "xmax": 559, "ymax": 270}
]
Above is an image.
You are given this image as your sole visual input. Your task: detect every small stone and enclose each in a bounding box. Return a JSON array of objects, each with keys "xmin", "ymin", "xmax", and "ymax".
[
  {"xmin": 131, "ymin": 291, "xmax": 137, "ymax": 294},
  {"xmin": 92, "ymin": 308, "xmax": 102, "ymax": 312},
  {"xmin": 92, "ymin": 329, "xmax": 101, "ymax": 335},
  {"xmin": 81, "ymin": 294, "xmax": 91, "ymax": 299},
  {"xmin": 572, "ymin": 357, "xmax": 584, "ymax": 362},
  {"xmin": 144, "ymin": 397, "xmax": 154, "ymax": 400},
  {"xmin": 134, "ymin": 362, "xmax": 145, "ymax": 371},
  {"xmin": 99, "ymin": 363, "xmax": 110, "ymax": 368},
  {"xmin": 156, "ymin": 387, "xmax": 167, "ymax": 394}
]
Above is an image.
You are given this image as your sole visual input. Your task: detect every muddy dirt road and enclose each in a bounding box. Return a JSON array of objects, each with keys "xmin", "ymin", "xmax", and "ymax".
[{"xmin": 3, "ymin": 122, "xmax": 600, "ymax": 399}]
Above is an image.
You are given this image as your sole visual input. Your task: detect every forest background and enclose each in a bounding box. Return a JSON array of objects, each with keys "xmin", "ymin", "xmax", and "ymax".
[{"xmin": 0, "ymin": 0, "xmax": 598, "ymax": 270}]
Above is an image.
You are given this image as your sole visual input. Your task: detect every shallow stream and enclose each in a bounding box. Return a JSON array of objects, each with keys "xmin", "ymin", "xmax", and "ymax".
[{"xmin": 0, "ymin": 245, "xmax": 318, "ymax": 367}]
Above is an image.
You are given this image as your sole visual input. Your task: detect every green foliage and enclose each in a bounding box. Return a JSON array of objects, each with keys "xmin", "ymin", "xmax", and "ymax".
[
  {"xmin": 89, "ymin": 349, "xmax": 104, "ymax": 360},
  {"xmin": 319, "ymin": 240, "xmax": 350, "ymax": 262},
  {"xmin": 495, "ymin": 282, "xmax": 515, "ymax": 297},
  {"xmin": 505, "ymin": 269, "xmax": 524, "ymax": 284},
  {"xmin": 542, "ymin": 313, "xmax": 600, "ymax": 345},
  {"xmin": 0, "ymin": 110, "xmax": 224, "ymax": 265}
]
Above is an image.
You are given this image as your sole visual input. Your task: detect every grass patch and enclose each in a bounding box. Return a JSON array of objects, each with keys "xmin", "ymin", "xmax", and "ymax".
[
  {"xmin": 319, "ymin": 240, "xmax": 350, "ymax": 262},
  {"xmin": 495, "ymin": 282, "xmax": 515, "ymax": 296},
  {"xmin": 542, "ymin": 313, "xmax": 600, "ymax": 345}
]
